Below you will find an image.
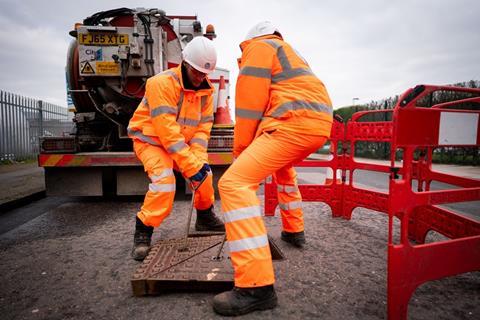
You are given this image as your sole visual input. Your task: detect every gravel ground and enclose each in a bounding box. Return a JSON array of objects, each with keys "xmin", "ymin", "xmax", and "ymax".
[{"xmin": 0, "ymin": 197, "xmax": 478, "ymax": 320}]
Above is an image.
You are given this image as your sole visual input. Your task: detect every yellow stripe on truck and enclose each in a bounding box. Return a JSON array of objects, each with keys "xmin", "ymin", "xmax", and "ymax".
[
  {"xmin": 70, "ymin": 156, "xmax": 89, "ymax": 166},
  {"xmin": 208, "ymin": 152, "xmax": 233, "ymax": 165},
  {"xmin": 43, "ymin": 155, "xmax": 63, "ymax": 166}
]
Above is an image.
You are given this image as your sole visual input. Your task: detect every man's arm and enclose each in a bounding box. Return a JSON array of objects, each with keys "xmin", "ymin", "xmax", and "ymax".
[{"xmin": 234, "ymin": 41, "xmax": 273, "ymax": 157}]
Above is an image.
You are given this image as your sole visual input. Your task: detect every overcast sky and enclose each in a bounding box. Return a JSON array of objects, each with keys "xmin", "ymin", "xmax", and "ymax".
[{"xmin": 0, "ymin": 0, "xmax": 479, "ymax": 109}]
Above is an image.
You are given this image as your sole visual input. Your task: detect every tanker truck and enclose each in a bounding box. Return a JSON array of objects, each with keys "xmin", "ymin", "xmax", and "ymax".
[{"xmin": 38, "ymin": 7, "xmax": 234, "ymax": 196}]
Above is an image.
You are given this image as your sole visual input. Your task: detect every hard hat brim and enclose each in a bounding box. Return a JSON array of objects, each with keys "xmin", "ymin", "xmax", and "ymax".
[{"xmin": 185, "ymin": 59, "xmax": 214, "ymax": 74}]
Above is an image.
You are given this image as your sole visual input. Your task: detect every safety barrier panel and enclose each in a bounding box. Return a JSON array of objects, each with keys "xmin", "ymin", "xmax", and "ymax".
[
  {"xmin": 264, "ymin": 84, "xmax": 480, "ymax": 319},
  {"xmin": 387, "ymin": 85, "xmax": 480, "ymax": 319}
]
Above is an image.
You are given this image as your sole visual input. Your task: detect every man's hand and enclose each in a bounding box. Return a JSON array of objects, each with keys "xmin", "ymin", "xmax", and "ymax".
[{"xmin": 189, "ymin": 163, "xmax": 211, "ymax": 182}]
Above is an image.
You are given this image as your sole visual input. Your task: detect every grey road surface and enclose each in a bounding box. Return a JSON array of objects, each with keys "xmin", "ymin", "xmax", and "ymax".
[
  {"xmin": 0, "ymin": 168, "xmax": 478, "ymax": 319},
  {"xmin": 0, "ymin": 163, "xmax": 44, "ymax": 205}
]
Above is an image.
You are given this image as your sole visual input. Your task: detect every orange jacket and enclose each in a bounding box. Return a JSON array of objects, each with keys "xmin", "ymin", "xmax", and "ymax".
[
  {"xmin": 234, "ymin": 35, "xmax": 333, "ymax": 157},
  {"xmin": 128, "ymin": 65, "xmax": 214, "ymax": 178}
]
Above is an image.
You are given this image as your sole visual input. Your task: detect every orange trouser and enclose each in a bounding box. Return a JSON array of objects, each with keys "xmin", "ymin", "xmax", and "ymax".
[
  {"xmin": 219, "ymin": 129, "xmax": 327, "ymax": 287},
  {"xmin": 134, "ymin": 140, "xmax": 214, "ymax": 227}
]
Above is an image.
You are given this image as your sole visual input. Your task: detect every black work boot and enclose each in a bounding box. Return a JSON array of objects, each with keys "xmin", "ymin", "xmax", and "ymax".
[
  {"xmin": 195, "ymin": 206, "xmax": 225, "ymax": 232},
  {"xmin": 281, "ymin": 230, "xmax": 306, "ymax": 248},
  {"xmin": 131, "ymin": 217, "xmax": 154, "ymax": 261},
  {"xmin": 212, "ymin": 285, "xmax": 278, "ymax": 316}
]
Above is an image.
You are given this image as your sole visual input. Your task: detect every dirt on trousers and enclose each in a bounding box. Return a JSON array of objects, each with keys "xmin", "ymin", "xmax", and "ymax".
[{"xmin": 0, "ymin": 198, "xmax": 478, "ymax": 320}]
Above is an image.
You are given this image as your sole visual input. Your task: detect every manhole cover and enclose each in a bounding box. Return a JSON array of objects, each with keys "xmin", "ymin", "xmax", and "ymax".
[
  {"xmin": 131, "ymin": 234, "xmax": 285, "ymax": 296},
  {"xmin": 132, "ymin": 235, "xmax": 232, "ymax": 295}
]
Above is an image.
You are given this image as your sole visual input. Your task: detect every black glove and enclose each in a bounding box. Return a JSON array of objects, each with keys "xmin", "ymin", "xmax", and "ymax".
[{"xmin": 189, "ymin": 163, "xmax": 211, "ymax": 182}]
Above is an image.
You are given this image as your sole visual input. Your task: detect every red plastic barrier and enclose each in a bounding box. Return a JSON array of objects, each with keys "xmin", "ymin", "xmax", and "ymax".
[
  {"xmin": 387, "ymin": 85, "xmax": 480, "ymax": 319},
  {"xmin": 342, "ymin": 110, "xmax": 394, "ymax": 218},
  {"xmin": 263, "ymin": 84, "xmax": 480, "ymax": 319}
]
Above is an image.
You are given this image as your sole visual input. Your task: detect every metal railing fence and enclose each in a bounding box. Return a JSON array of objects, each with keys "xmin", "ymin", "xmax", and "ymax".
[{"xmin": 0, "ymin": 90, "xmax": 74, "ymax": 161}]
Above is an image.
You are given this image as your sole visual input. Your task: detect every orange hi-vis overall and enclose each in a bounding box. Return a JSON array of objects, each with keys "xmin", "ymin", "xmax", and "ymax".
[
  {"xmin": 128, "ymin": 66, "xmax": 215, "ymax": 227},
  {"xmin": 219, "ymin": 35, "xmax": 333, "ymax": 287}
]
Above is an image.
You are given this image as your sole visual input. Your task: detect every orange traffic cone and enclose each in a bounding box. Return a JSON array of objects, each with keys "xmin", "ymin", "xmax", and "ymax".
[{"xmin": 214, "ymin": 76, "xmax": 233, "ymax": 125}]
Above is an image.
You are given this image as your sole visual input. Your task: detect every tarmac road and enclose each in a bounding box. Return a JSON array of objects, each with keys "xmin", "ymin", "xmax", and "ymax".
[
  {"xmin": 0, "ymin": 163, "xmax": 44, "ymax": 206},
  {"xmin": 0, "ymin": 188, "xmax": 479, "ymax": 319}
]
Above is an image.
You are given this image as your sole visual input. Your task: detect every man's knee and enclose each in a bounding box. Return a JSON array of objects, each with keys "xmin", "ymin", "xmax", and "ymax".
[{"xmin": 218, "ymin": 171, "xmax": 234, "ymax": 195}]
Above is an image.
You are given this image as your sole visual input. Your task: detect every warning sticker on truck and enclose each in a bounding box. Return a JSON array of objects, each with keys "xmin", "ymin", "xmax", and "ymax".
[
  {"xmin": 96, "ymin": 62, "xmax": 120, "ymax": 75},
  {"xmin": 81, "ymin": 62, "xmax": 95, "ymax": 74}
]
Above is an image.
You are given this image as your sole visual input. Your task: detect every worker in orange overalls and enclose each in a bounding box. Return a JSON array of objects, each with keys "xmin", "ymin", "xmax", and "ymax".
[
  {"xmin": 128, "ymin": 36, "xmax": 225, "ymax": 261},
  {"xmin": 212, "ymin": 22, "xmax": 333, "ymax": 316}
]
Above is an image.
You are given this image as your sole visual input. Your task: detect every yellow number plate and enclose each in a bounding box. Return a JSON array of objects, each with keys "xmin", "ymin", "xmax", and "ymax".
[{"xmin": 79, "ymin": 33, "xmax": 129, "ymax": 46}]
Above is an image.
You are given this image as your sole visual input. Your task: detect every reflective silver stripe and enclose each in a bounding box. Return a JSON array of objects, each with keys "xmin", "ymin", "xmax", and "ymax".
[
  {"xmin": 228, "ymin": 234, "xmax": 269, "ymax": 253},
  {"xmin": 277, "ymin": 184, "xmax": 299, "ymax": 193},
  {"xmin": 263, "ymin": 39, "xmax": 281, "ymax": 49},
  {"xmin": 263, "ymin": 39, "xmax": 315, "ymax": 83},
  {"xmin": 288, "ymin": 201, "xmax": 302, "ymax": 210},
  {"xmin": 127, "ymin": 128, "xmax": 161, "ymax": 146},
  {"xmin": 236, "ymin": 108, "xmax": 263, "ymax": 120},
  {"xmin": 272, "ymin": 68, "xmax": 315, "ymax": 83},
  {"xmin": 151, "ymin": 106, "xmax": 177, "ymax": 118},
  {"xmin": 200, "ymin": 115, "xmax": 214, "ymax": 123},
  {"xmin": 178, "ymin": 91, "xmax": 184, "ymax": 108},
  {"xmin": 201, "ymin": 96, "xmax": 208, "ymax": 111},
  {"xmin": 270, "ymin": 100, "xmax": 333, "ymax": 118},
  {"xmin": 150, "ymin": 169, "xmax": 174, "ymax": 182},
  {"xmin": 223, "ymin": 206, "xmax": 261, "ymax": 224},
  {"xmin": 142, "ymin": 97, "xmax": 149, "ymax": 107},
  {"xmin": 149, "ymin": 183, "xmax": 176, "ymax": 193},
  {"xmin": 190, "ymin": 138, "xmax": 208, "ymax": 148},
  {"xmin": 279, "ymin": 201, "xmax": 302, "ymax": 211},
  {"xmin": 240, "ymin": 66, "xmax": 271, "ymax": 79},
  {"xmin": 162, "ymin": 70, "xmax": 180, "ymax": 83},
  {"xmin": 262, "ymin": 39, "xmax": 290, "ymax": 70},
  {"xmin": 178, "ymin": 117, "xmax": 200, "ymax": 127},
  {"xmin": 289, "ymin": 201, "xmax": 302, "ymax": 209},
  {"xmin": 167, "ymin": 140, "xmax": 188, "ymax": 153},
  {"xmin": 176, "ymin": 91, "xmax": 184, "ymax": 120},
  {"xmin": 276, "ymin": 46, "xmax": 291, "ymax": 70}
]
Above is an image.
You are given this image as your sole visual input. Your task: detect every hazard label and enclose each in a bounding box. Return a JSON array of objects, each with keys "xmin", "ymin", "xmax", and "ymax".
[
  {"xmin": 81, "ymin": 62, "xmax": 95, "ymax": 74},
  {"xmin": 96, "ymin": 62, "xmax": 120, "ymax": 75}
]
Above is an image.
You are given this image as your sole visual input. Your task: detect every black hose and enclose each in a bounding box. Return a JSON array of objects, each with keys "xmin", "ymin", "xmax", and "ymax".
[
  {"xmin": 138, "ymin": 14, "xmax": 155, "ymax": 76},
  {"xmin": 83, "ymin": 8, "xmax": 134, "ymax": 25}
]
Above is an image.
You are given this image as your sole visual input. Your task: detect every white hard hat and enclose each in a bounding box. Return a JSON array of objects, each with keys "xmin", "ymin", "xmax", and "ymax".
[
  {"xmin": 245, "ymin": 21, "xmax": 281, "ymax": 40},
  {"xmin": 182, "ymin": 36, "xmax": 217, "ymax": 74}
]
